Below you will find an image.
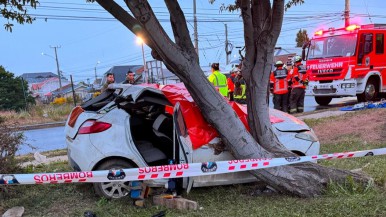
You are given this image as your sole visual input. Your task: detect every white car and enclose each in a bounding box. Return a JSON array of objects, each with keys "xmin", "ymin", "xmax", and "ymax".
[{"xmin": 65, "ymin": 83, "xmax": 319, "ymax": 199}]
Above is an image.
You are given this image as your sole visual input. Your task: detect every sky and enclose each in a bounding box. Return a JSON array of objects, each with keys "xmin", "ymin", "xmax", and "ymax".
[{"xmin": 1, "ymin": 0, "xmax": 385, "ymax": 84}]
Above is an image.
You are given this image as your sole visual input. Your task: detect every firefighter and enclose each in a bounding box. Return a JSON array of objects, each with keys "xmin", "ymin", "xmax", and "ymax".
[
  {"xmin": 270, "ymin": 61, "xmax": 291, "ymax": 112},
  {"xmin": 208, "ymin": 63, "xmax": 228, "ymax": 97},
  {"xmin": 234, "ymin": 70, "xmax": 246, "ymax": 104},
  {"xmin": 227, "ymin": 67, "xmax": 238, "ymax": 101},
  {"xmin": 289, "ymin": 56, "xmax": 308, "ymax": 113}
]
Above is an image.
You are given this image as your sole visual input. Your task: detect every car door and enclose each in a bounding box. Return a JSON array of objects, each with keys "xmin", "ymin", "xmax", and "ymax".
[{"xmin": 173, "ymin": 102, "xmax": 194, "ymax": 193}]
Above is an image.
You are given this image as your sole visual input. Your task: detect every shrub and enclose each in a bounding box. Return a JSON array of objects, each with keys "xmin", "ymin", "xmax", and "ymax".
[
  {"xmin": 0, "ymin": 117, "xmax": 24, "ymax": 174},
  {"xmin": 52, "ymin": 97, "xmax": 66, "ymax": 105}
]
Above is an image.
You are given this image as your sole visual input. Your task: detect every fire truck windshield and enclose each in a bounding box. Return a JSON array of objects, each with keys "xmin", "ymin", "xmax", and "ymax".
[{"xmin": 307, "ymin": 34, "xmax": 357, "ymax": 59}]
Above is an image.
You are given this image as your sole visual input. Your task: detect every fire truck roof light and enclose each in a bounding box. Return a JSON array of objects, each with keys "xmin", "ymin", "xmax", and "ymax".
[
  {"xmin": 346, "ymin": 24, "xmax": 360, "ymax": 31},
  {"xmin": 314, "ymin": 30, "xmax": 323, "ymax": 36}
]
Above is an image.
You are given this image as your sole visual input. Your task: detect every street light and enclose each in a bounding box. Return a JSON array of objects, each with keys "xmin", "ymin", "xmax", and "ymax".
[
  {"xmin": 42, "ymin": 51, "xmax": 62, "ymax": 89},
  {"xmin": 136, "ymin": 36, "xmax": 148, "ymax": 83},
  {"xmin": 94, "ymin": 61, "xmax": 100, "ymax": 81}
]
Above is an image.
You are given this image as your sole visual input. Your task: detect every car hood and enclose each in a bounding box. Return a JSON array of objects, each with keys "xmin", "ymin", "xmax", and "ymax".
[{"xmin": 269, "ymin": 109, "xmax": 310, "ymax": 132}]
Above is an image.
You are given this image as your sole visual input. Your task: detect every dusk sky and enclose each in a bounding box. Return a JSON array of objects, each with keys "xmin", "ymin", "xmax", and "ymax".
[{"xmin": 1, "ymin": 0, "xmax": 384, "ymax": 83}]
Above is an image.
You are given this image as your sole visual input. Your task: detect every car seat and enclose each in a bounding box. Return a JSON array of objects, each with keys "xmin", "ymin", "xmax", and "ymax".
[
  {"xmin": 152, "ymin": 114, "xmax": 173, "ymax": 140},
  {"xmin": 152, "ymin": 114, "xmax": 173, "ymax": 159}
]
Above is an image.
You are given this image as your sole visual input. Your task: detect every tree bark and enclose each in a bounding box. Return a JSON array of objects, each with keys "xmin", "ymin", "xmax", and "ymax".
[{"xmin": 96, "ymin": 0, "xmax": 371, "ymax": 197}]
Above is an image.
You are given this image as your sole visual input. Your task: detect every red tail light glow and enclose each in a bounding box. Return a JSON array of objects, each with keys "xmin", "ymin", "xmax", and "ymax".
[{"xmin": 78, "ymin": 120, "xmax": 112, "ymax": 134}]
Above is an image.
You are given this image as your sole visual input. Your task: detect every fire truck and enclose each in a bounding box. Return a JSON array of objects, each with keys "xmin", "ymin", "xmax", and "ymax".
[{"xmin": 302, "ymin": 24, "xmax": 386, "ymax": 105}]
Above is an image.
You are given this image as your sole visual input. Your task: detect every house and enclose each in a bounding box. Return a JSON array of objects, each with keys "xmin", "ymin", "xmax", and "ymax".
[
  {"xmin": 21, "ymin": 72, "xmax": 69, "ymax": 100},
  {"xmin": 51, "ymin": 83, "xmax": 89, "ymax": 101},
  {"xmin": 30, "ymin": 77, "xmax": 70, "ymax": 102},
  {"xmin": 21, "ymin": 72, "xmax": 58, "ymax": 90}
]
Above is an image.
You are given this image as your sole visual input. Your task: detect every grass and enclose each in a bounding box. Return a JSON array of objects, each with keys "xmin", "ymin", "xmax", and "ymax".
[
  {"xmin": 0, "ymin": 104, "xmax": 73, "ymax": 125},
  {"xmin": 2, "ymin": 109, "xmax": 386, "ymax": 216}
]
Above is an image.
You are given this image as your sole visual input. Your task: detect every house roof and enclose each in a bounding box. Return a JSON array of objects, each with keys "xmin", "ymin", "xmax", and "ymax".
[
  {"xmin": 51, "ymin": 83, "xmax": 88, "ymax": 96},
  {"xmin": 21, "ymin": 72, "xmax": 58, "ymax": 84},
  {"xmin": 31, "ymin": 77, "xmax": 59, "ymax": 90}
]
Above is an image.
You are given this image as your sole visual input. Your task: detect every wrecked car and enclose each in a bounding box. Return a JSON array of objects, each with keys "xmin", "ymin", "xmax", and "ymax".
[{"xmin": 65, "ymin": 83, "xmax": 320, "ymax": 199}]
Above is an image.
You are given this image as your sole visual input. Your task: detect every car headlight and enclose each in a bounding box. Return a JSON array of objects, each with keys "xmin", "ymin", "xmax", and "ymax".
[{"xmin": 295, "ymin": 131, "xmax": 318, "ymax": 142}]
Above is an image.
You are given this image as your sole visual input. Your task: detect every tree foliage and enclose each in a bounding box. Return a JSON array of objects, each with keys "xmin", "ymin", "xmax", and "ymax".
[
  {"xmin": 295, "ymin": 29, "xmax": 310, "ymax": 47},
  {"xmin": 0, "ymin": 0, "xmax": 38, "ymax": 32},
  {"xmin": 0, "ymin": 66, "xmax": 35, "ymax": 111}
]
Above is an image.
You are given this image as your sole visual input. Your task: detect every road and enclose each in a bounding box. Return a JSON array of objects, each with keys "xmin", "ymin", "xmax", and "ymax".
[
  {"xmin": 18, "ymin": 126, "xmax": 66, "ymax": 155},
  {"xmin": 268, "ymin": 96, "xmax": 357, "ymax": 112},
  {"xmin": 19, "ymin": 96, "xmax": 357, "ymax": 155}
]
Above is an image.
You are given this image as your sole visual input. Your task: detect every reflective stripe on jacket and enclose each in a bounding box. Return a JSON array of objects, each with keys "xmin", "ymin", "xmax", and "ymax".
[
  {"xmin": 270, "ymin": 68, "xmax": 289, "ymax": 95},
  {"xmin": 234, "ymin": 84, "xmax": 246, "ymax": 99},
  {"xmin": 291, "ymin": 64, "xmax": 308, "ymax": 89},
  {"xmin": 208, "ymin": 71, "xmax": 228, "ymax": 97}
]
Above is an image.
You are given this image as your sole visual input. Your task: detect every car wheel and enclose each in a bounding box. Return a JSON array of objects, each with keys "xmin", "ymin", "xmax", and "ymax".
[
  {"xmin": 357, "ymin": 78, "xmax": 378, "ymax": 102},
  {"xmin": 314, "ymin": 96, "xmax": 332, "ymax": 106},
  {"xmin": 93, "ymin": 159, "xmax": 134, "ymax": 199}
]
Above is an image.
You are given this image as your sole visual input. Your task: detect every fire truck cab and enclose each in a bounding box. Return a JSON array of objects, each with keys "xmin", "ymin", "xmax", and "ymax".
[{"xmin": 302, "ymin": 24, "xmax": 386, "ymax": 105}]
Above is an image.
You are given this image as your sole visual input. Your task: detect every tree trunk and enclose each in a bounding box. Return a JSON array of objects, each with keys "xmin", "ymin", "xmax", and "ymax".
[{"xmin": 96, "ymin": 0, "xmax": 371, "ymax": 197}]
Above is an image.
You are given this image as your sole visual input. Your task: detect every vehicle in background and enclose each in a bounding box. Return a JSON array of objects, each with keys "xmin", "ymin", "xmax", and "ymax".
[
  {"xmin": 65, "ymin": 83, "xmax": 320, "ymax": 199},
  {"xmin": 302, "ymin": 24, "xmax": 386, "ymax": 105}
]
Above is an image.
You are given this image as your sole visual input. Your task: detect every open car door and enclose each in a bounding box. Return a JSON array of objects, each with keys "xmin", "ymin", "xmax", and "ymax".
[{"xmin": 173, "ymin": 102, "xmax": 194, "ymax": 193}]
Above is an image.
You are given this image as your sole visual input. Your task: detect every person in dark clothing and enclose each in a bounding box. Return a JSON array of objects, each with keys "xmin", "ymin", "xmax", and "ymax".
[
  {"xmin": 101, "ymin": 72, "xmax": 115, "ymax": 92},
  {"xmin": 289, "ymin": 56, "xmax": 308, "ymax": 113},
  {"xmin": 123, "ymin": 70, "xmax": 137, "ymax": 84},
  {"xmin": 270, "ymin": 61, "xmax": 291, "ymax": 112}
]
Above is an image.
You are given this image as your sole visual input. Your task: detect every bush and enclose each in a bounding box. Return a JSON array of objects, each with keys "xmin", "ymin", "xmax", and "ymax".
[
  {"xmin": 52, "ymin": 97, "xmax": 66, "ymax": 105},
  {"xmin": 0, "ymin": 117, "xmax": 24, "ymax": 174}
]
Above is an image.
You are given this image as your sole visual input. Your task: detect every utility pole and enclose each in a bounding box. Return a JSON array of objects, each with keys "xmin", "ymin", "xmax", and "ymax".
[
  {"xmin": 193, "ymin": 0, "xmax": 199, "ymax": 56},
  {"xmin": 20, "ymin": 77, "xmax": 28, "ymax": 109},
  {"xmin": 50, "ymin": 45, "xmax": 62, "ymax": 89},
  {"xmin": 225, "ymin": 24, "xmax": 229, "ymax": 65},
  {"xmin": 344, "ymin": 0, "xmax": 350, "ymax": 27},
  {"xmin": 70, "ymin": 75, "xmax": 76, "ymax": 107}
]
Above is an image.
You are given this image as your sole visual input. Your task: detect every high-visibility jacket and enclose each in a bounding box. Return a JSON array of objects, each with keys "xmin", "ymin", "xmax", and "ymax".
[
  {"xmin": 270, "ymin": 67, "xmax": 290, "ymax": 95},
  {"xmin": 291, "ymin": 63, "xmax": 308, "ymax": 89},
  {"xmin": 208, "ymin": 70, "xmax": 228, "ymax": 97},
  {"xmin": 234, "ymin": 76, "xmax": 246, "ymax": 99}
]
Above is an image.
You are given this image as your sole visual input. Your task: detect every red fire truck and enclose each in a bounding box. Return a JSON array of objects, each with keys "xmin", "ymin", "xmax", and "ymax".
[{"xmin": 302, "ymin": 24, "xmax": 386, "ymax": 105}]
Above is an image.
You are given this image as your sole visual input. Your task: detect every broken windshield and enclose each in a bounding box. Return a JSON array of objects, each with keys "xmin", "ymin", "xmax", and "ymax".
[{"xmin": 308, "ymin": 34, "xmax": 357, "ymax": 59}]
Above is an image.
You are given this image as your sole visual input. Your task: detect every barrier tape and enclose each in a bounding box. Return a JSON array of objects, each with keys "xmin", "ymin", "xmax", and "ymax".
[{"xmin": 1, "ymin": 148, "xmax": 385, "ymax": 185}]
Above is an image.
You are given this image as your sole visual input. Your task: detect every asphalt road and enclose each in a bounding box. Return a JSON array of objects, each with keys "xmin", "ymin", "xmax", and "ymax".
[{"xmin": 19, "ymin": 96, "xmax": 358, "ymax": 155}]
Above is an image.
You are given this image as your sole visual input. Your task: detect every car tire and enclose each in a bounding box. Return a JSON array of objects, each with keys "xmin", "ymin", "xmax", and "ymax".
[
  {"xmin": 314, "ymin": 96, "xmax": 332, "ymax": 106},
  {"xmin": 357, "ymin": 78, "xmax": 378, "ymax": 102},
  {"xmin": 93, "ymin": 159, "xmax": 134, "ymax": 199}
]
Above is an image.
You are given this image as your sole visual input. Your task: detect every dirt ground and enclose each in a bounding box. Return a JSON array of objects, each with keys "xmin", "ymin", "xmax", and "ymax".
[{"xmin": 307, "ymin": 109, "xmax": 386, "ymax": 145}]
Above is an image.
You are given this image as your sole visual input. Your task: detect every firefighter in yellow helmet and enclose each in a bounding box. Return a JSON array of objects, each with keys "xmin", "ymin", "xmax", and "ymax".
[{"xmin": 208, "ymin": 63, "xmax": 228, "ymax": 97}]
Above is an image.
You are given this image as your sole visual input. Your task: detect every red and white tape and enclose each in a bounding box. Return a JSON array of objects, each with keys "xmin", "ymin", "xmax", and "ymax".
[{"xmin": 1, "ymin": 147, "xmax": 385, "ymax": 185}]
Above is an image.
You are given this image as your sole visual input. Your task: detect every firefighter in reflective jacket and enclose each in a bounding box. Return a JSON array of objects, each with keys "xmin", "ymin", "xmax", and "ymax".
[
  {"xmin": 289, "ymin": 56, "xmax": 308, "ymax": 113},
  {"xmin": 234, "ymin": 70, "xmax": 246, "ymax": 104},
  {"xmin": 208, "ymin": 63, "xmax": 228, "ymax": 97},
  {"xmin": 270, "ymin": 61, "xmax": 291, "ymax": 112}
]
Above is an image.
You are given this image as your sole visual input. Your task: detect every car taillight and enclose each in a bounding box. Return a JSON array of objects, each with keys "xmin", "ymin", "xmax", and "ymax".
[{"xmin": 78, "ymin": 120, "xmax": 112, "ymax": 134}]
